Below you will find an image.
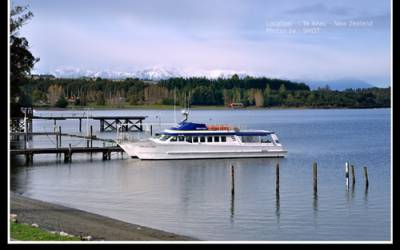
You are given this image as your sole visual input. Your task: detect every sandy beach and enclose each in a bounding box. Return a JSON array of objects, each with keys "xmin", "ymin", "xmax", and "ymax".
[{"xmin": 10, "ymin": 192, "xmax": 195, "ymax": 241}]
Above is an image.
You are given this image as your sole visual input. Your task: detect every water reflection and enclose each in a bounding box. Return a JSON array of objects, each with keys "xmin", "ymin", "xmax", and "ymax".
[
  {"xmin": 276, "ymin": 188, "xmax": 280, "ymax": 224},
  {"xmin": 364, "ymin": 185, "xmax": 369, "ymax": 204},
  {"xmin": 313, "ymin": 191, "xmax": 318, "ymax": 212},
  {"xmin": 351, "ymin": 182, "xmax": 355, "ymax": 201},
  {"xmin": 230, "ymin": 188, "xmax": 235, "ymax": 223},
  {"xmin": 10, "ymin": 108, "xmax": 390, "ymax": 240}
]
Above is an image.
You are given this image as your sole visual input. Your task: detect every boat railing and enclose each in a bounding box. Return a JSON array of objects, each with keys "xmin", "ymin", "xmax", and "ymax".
[{"xmin": 207, "ymin": 124, "xmax": 235, "ymax": 131}]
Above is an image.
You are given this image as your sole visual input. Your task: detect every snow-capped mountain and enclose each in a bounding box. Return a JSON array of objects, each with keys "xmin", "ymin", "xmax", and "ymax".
[
  {"xmin": 134, "ymin": 67, "xmax": 185, "ymax": 80},
  {"xmin": 47, "ymin": 67, "xmax": 249, "ymax": 80}
]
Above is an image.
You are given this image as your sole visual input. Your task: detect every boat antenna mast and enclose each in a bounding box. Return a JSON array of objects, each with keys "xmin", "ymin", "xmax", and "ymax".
[
  {"xmin": 181, "ymin": 109, "xmax": 189, "ymax": 122},
  {"xmin": 174, "ymin": 86, "xmax": 177, "ymax": 124},
  {"xmin": 181, "ymin": 92, "xmax": 190, "ymax": 122}
]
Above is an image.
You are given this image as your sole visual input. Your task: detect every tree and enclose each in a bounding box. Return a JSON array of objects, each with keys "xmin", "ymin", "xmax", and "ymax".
[
  {"xmin": 254, "ymin": 89, "xmax": 264, "ymax": 107},
  {"xmin": 47, "ymin": 84, "xmax": 63, "ymax": 105},
  {"xmin": 74, "ymin": 97, "xmax": 81, "ymax": 106},
  {"xmin": 263, "ymin": 84, "xmax": 271, "ymax": 106},
  {"xmin": 231, "ymin": 74, "xmax": 240, "ymax": 81},
  {"xmin": 18, "ymin": 91, "xmax": 32, "ymax": 107},
  {"xmin": 278, "ymin": 84, "xmax": 287, "ymax": 98},
  {"xmin": 55, "ymin": 94, "xmax": 68, "ymax": 108},
  {"xmin": 95, "ymin": 91, "xmax": 106, "ymax": 105},
  {"xmin": 10, "ymin": 6, "xmax": 39, "ymax": 101}
]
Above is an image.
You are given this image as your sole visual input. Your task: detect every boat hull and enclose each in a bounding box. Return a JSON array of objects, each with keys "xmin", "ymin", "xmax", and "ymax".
[{"xmin": 118, "ymin": 141, "xmax": 287, "ymax": 160}]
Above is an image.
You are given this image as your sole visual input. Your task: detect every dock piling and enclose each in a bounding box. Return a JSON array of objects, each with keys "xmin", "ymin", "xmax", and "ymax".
[
  {"xmin": 90, "ymin": 126, "xmax": 93, "ymax": 158},
  {"xmin": 313, "ymin": 162, "xmax": 317, "ymax": 193},
  {"xmin": 345, "ymin": 162, "xmax": 350, "ymax": 190},
  {"xmin": 58, "ymin": 126, "xmax": 62, "ymax": 147},
  {"xmin": 231, "ymin": 165, "xmax": 235, "ymax": 196},
  {"xmin": 276, "ymin": 163, "xmax": 280, "ymax": 192},
  {"xmin": 351, "ymin": 164, "xmax": 355, "ymax": 186},
  {"xmin": 363, "ymin": 166, "xmax": 369, "ymax": 189},
  {"xmin": 68, "ymin": 143, "xmax": 72, "ymax": 162}
]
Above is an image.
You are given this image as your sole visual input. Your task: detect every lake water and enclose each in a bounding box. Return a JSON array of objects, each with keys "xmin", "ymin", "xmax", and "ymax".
[{"xmin": 10, "ymin": 108, "xmax": 391, "ymax": 241}]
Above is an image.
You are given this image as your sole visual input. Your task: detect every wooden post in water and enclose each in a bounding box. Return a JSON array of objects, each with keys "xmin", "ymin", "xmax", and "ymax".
[
  {"xmin": 55, "ymin": 130, "xmax": 59, "ymax": 158},
  {"xmin": 150, "ymin": 125, "xmax": 153, "ymax": 136},
  {"xmin": 313, "ymin": 162, "xmax": 317, "ymax": 194},
  {"xmin": 90, "ymin": 126, "xmax": 93, "ymax": 148},
  {"xmin": 25, "ymin": 153, "xmax": 33, "ymax": 165},
  {"xmin": 351, "ymin": 164, "xmax": 356, "ymax": 186},
  {"xmin": 276, "ymin": 163, "xmax": 280, "ymax": 192},
  {"xmin": 345, "ymin": 162, "xmax": 350, "ymax": 190},
  {"xmin": 231, "ymin": 165, "xmax": 235, "ymax": 196},
  {"xmin": 102, "ymin": 152, "xmax": 107, "ymax": 161},
  {"xmin": 68, "ymin": 143, "xmax": 72, "ymax": 162},
  {"xmin": 100, "ymin": 119, "xmax": 104, "ymax": 132},
  {"xmin": 363, "ymin": 166, "xmax": 369, "ymax": 189},
  {"xmin": 79, "ymin": 118, "xmax": 82, "ymax": 132},
  {"xmin": 90, "ymin": 125, "xmax": 93, "ymax": 159},
  {"xmin": 58, "ymin": 126, "xmax": 62, "ymax": 148}
]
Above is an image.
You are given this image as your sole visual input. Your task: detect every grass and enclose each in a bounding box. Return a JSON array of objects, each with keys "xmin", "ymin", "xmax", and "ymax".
[{"xmin": 10, "ymin": 222, "xmax": 81, "ymax": 241}]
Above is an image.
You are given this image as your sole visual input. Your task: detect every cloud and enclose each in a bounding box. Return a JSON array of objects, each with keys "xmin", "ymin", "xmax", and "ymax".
[
  {"xmin": 15, "ymin": 0, "xmax": 390, "ymax": 86},
  {"xmin": 285, "ymin": 3, "xmax": 352, "ymax": 16}
]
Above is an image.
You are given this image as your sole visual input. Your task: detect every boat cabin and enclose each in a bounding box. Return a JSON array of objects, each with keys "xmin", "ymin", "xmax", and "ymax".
[{"xmin": 153, "ymin": 122, "xmax": 280, "ymax": 145}]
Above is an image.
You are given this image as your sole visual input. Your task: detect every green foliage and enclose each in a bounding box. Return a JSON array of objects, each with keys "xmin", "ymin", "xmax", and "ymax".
[
  {"xmin": 31, "ymin": 89, "xmax": 46, "ymax": 103},
  {"xmin": 74, "ymin": 97, "xmax": 81, "ymax": 106},
  {"xmin": 18, "ymin": 77, "xmax": 390, "ymax": 109},
  {"xmin": 55, "ymin": 95, "xmax": 68, "ymax": 108},
  {"xmin": 161, "ymin": 98, "xmax": 175, "ymax": 105},
  {"xmin": 18, "ymin": 92, "xmax": 32, "ymax": 107},
  {"xmin": 11, "ymin": 222, "xmax": 80, "ymax": 241},
  {"xmin": 95, "ymin": 92, "xmax": 106, "ymax": 105},
  {"xmin": 10, "ymin": 6, "xmax": 39, "ymax": 99}
]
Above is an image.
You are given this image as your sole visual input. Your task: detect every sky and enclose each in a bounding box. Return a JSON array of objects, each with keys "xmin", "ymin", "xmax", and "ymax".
[{"xmin": 11, "ymin": 0, "xmax": 391, "ymax": 86}]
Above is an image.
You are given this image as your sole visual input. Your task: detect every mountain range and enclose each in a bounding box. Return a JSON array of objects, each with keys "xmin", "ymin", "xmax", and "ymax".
[
  {"xmin": 46, "ymin": 67, "xmax": 378, "ymax": 90},
  {"xmin": 302, "ymin": 79, "xmax": 376, "ymax": 91},
  {"xmin": 49, "ymin": 67, "xmax": 247, "ymax": 81}
]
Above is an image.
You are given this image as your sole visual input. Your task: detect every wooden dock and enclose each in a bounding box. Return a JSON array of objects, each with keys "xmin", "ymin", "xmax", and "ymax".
[
  {"xmin": 10, "ymin": 132, "xmax": 115, "ymax": 143},
  {"xmin": 11, "ymin": 146, "xmax": 124, "ymax": 164},
  {"xmin": 31, "ymin": 115, "xmax": 147, "ymax": 132}
]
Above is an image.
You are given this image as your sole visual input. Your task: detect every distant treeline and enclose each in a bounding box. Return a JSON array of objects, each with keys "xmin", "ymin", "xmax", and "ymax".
[{"xmin": 19, "ymin": 75, "xmax": 390, "ymax": 108}]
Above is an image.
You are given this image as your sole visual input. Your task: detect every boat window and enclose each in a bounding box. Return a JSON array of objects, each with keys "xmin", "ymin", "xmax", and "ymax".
[
  {"xmin": 185, "ymin": 136, "xmax": 192, "ymax": 143},
  {"xmin": 170, "ymin": 136, "xmax": 177, "ymax": 142},
  {"xmin": 193, "ymin": 136, "xmax": 199, "ymax": 143},
  {"xmin": 260, "ymin": 134, "xmax": 273, "ymax": 143},
  {"xmin": 241, "ymin": 136, "xmax": 260, "ymax": 143},
  {"xmin": 207, "ymin": 136, "xmax": 213, "ymax": 142},
  {"xmin": 214, "ymin": 136, "xmax": 220, "ymax": 142},
  {"xmin": 160, "ymin": 135, "xmax": 171, "ymax": 141},
  {"xmin": 178, "ymin": 136, "xmax": 185, "ymax": 142},
  {"xmin": 221, "ymin": 136, "xmax": 226, "ymax": 142},
  {"xmin": 200, "ymin": 136, "xmax": 205, "ymax": 143}
]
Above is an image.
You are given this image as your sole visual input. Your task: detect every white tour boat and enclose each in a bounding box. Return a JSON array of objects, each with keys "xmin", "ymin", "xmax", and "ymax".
[{"xmin": 117, "ymin": 112, "xmax": 287, "ymax": 160}]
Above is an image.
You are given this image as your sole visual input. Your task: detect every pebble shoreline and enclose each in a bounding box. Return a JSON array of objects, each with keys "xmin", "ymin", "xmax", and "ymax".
[{"xmin": 10, "ymin": 192, "xmax": 195, "ymax": 241}]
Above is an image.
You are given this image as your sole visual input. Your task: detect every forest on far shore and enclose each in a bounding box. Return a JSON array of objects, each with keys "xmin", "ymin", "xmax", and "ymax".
[{"xmin": 18, "ymin": 75, "xmax": 390, "ymax": 109}]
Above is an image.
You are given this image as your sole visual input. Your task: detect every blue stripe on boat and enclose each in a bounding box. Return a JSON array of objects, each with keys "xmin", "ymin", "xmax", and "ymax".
[
  {"xmin": 160, "ymin": 131, "xmax": 272, "ymax": 136},
  {"xmin": 170, "ymin": 122, "xmax": 208, "ymax": 131}
]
